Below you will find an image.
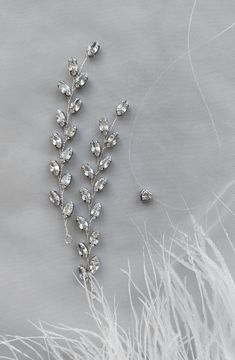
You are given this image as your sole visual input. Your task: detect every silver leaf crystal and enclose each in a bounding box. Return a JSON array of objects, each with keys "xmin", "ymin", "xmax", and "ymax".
[
  {"xmin": 76, "ymin": 216, "xmax": 88, "ymax": 231},
  {"xmin": 116, "ymin": 100, "xmax": 129, "ymax": 116},
  {"xmin": 78, "ymin": 242, "xmax": 88, "ymax": 257},
  {"xmin": 68, "ymin": 57, "xmax": 78, "ymax": 76},
  {"xmin": 60, "ymin": 147, "xmax": 73, "ymax": 163},
  {"xmin": 70, "ymin": 98, "xmax": 82, "ymax": 114},
  {"xmin": 75, "ymin": 72, "xmax": 88, "ymax": 88},
  {"xmin": 80, "ymin": 187, "xmax": 91, "ymax": 203},
  {"xmin": 89, "ymin": 255, "xmax": 100, "ymax": 274},
  {"xmin": 57, "ymin": 81, "xmax": 71, "ymax": 96},
  {"xmin": 49, "ymin": 190, "xmax": 61, "ymax": 206},
  {"xmin": 63, "ymin": 201, "xmax": 74, "ymax": 218},
  {"xmin": 49, "ymin": 160, "xmax": 60, "ymax": 176},
  {"xmin": 87, "ymin": 41, "xmax": 100, "ymax": 57},
  {"xmin": 99, "ymin": 117, "xmax": 109, "ymax": 136},
  {"xmin": 105, "ymin": 132, "xmax": 118, "ymax": 148},
  {"xmin": 64, "ymin": 125, "xmax": 77, "ymax": 139},
  {"xmin": 89, "ymin": 231, "xmax": 100, "ymax": 247},
  {"xmin": 60, "ymin": 173, "xmax": 72, "ymax": 189},
  {"xmin": 77, "ymin": 265, "xmax": 89, "ymax": 281},
  {"xmin": 99, "ymin": 155, "xmax": 111, "ymax": 171},
  {"xmin": 94, "ymin": 177, "xmax": 107, "ymax": 192},
  {"xmin": 90, "ymin": 140, "xmax": 101, "ymax": 157},
  {"xmin": 51, "ymin": 132, "xmax": 63, "ymax": 149},
  {"xmin": 81, "ymin": 163, "xmax": 94, "ymax": 179},
  {"xmin": 56, "ymin": 110, "xmax": 67, "ymax": 127},
  {"xmin": 91, "ymin": 202, "xmax": 102, "ymax": 219}
]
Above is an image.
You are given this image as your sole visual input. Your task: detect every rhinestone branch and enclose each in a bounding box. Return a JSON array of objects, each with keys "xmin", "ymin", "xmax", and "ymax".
[
  {"xmin": 49, "ymin": 42, "xmax": 100, "ymax": 244},
  {"xmin": 76, "ymin": 100, "xmax": 129, "ymax": 281}
]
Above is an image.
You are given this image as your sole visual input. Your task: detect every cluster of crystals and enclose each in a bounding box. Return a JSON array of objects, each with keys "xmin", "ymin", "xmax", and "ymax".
[
  {"xmin": 76, "ymin": 100, "xmax": 129, "ymax": 281},
  {"xmin": 140, "ymin": 189, "xmax": 153, "ymax": 202},
  {"xmin": 49, "ymin": 43, "xmax": 100, "ymax": 238}
]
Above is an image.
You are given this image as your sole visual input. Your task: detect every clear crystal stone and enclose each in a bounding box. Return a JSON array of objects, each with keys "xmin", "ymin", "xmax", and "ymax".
[
  {"xmin": 60, "ymin": 173, "xmax": 72, "ymax": 189},
  {"xmin": 116, "ymin": 100, "xmax": 129, "ymax": 116},
  {"xmin": 64, "ymin": 125, "xmax": 77, "ymax": 139},
  {"xmin": 105, "ymin": 132, "xmax": 118, "ymax": 147},
  {"xmin": 63, "ymin": 201, "xmax": 74, "ymax": 218},
  {"xmin": 77, "ymin": 265, "xmax": 89, "ymax": 281},
  {"xmin": 89, "ymin": 231, "xmax": 100, "ymax": 246},
  {"xmin": 49, "ymin": 160, "xmax": 60, "ymax": 176},
  {"xmin": 99, "ymin": 117, "xmax": 109, "ymax": 136},
  {"xmin": 80, "ymin": 188, "xmax": 91, "ymax": 203},
  {"xmin": 89, "ymin": 256, "xmax": 100, "ymax": 274},
  {"xmin": 140, "ymin": 189, "xmax": 153, "ymax": 202},
  {"xmin": 68, "ymin": 57, "xmax": 78, "ymax": 76},
  {"xmin": 49, "ymin": 190, "xmax": 61, "ymax": 206},
  {"xmin": 75, "ymin": 72, "xmax": 88, "ymax": 88},
  {"xmin": 94, "ymin": 177, "xmax": 107, "ymax": 192},
  {"xmin": 90, "ymin": 140, "xmax": 101, "ymax": 157},
  {"xmin": 77, "ymin": 242, "xmax": 88, "ymax": 257},
  {"xmin": 87, "ymin": 41, "xmax": 100, "ymax": 57},
  {"xmin": 60, "ymin": 147, "xmax": 73, "ymax": 163},
  {"xmin": 81, "ymin": 163, "xmax": 94, "ymax": 179},
  {"xmin": 76, "ymin": 216, "xmax": 88, "ymax": 231},
  {"xmin": 99, "ymin": 155, "xmax": 111, "ymax": 171},
  {"xmin": 91, "ymin": 202, "xmax": 102, "ymax": 218},
  {"xmin": 56, "ymin": 110, "xmax": 67, "ymax": 127},
  {"xmin": 57, "ymin": 81, "xmax": 71, "ymax": 96},
  {"xmin": 51, "ymin": 132, "xmax": 62, "ymax": 149},
  {"xmin": 70, "ymin": 98, "xmax": 82, "ymax": 113}
]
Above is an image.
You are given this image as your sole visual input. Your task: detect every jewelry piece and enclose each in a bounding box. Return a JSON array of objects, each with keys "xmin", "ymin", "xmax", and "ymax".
[
  {"xmin": 77, "ymin": 100, "xmax": 129, "ymax": 281},
  {"xmin": 49, "ymin": 42, "xmax": 100, "ymax": 244},
  {"xmin": 140, "ymin": 189, "xmax": 153, "ymax": 202}
]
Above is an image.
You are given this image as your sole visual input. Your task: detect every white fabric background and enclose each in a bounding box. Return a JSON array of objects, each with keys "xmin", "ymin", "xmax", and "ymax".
[{"xmin": 0, "ymin": 0, "xmax": 235, "ymax": 335}]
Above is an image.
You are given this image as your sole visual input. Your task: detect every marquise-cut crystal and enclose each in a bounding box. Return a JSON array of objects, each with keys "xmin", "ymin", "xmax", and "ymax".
[
  {"xmin": 89, "ymin": 256, "xmax": 100, "ymax": 274},
  {"xmin": 116, "ymin": 100, "xmax": 129, "ymax": 116},
  {"xmin": 49, "ymin": 160, "xmax": 60, "ymax": 176},
  {"xmin": 99, "ymin": 155, "xmax": 111, "ymax": 171},
  {"xmin": 56, "ymin": 110, "xmax": 67, "ymax": 127},
  {"xmin": 99, "ymin": 117, "xmax": 109, "ymax": 136},
  {"xmin": 91, "ymin": 202, "xmax": 102, "ymax": 218},
  {"xmin": 80, "ymin": 187, "xmax": 91, "ymax": 203},
  {"xmin": 57, "ymin": 81, "xmax": 71, "ymax": 96},
  {"xmin": 81, "ymin": 163, "xmax": 94, "ymax": 179},
  {"xmin": 49, "ymin": 190, "xmax": 61, "ymax": 206},
  {"xmin": 63, "ymin": 201, "xmax": 74, "ymax": 218},
  {"xmin": 90, "ymin": 140, "xmax": 101, "ymax": 157},
  {"xmin": 78, "ymin": 242, "xmax": 88, "ymax": 257},
  {"xmin": 60, "ymin": 147, "xmax": 73, "ymax": 163},
  {"xmin": 51, "ymin": 132, "xmax": 62, "ymax": 149},
  {"xmin": 75, "ymin": 72, "xmax": 88, "ymax": 88},
  {"xmin": 87, "ymin": 41, "xmax": 100, "ymax": 57},
  {"xmin": 77, "ymin": 265, "xmax": 89, "ymax": 281},
  {"xmin": 140, "ymin": 189, "xmax": 153, "ymax": 202},
  {"xmin": 70, "ymin": 98, "xmax": 82, "ymax": 113},
  {"xmin": 76, "ymin": 216, "xmax": 88, "ymax": 231},
  {"xmin": 105, "ymin": 132, "xmax": 118, "ymax": 147},
  {"xmin": 68, "ymin": 57, "xmax": 78, "ymax": 76},
  {"xmin": 60, "ymin": 173, "xmax": 72, "ymax": 189},
  {"xmin": 94, "ymin": 177, "xmax": 107, "ymax": 192},
  {"xmin": 64, "ymin": 125, "xmax": 77, "ymax": 139},
  {"xmin": 89, "ymin": 231, "xmax": 100, "ymax": 247}
]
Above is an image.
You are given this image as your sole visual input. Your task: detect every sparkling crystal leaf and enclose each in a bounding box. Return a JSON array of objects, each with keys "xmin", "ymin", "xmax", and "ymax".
[
  {"xmin": 76, "ymin": 216, "xmax": 88, "ymax": 231},
  {"xmin": 68, "ymin": 57, "xmax": 78, "ymax": 76},
  {"xmin": 50, "ymin": 132, "xmax": 63, "ymax": 149},
  {"xmin": 87, "ymin": 41, "xmax": 100, "ymax": 57},
  {"xmin": 63, "ymin": 201, "xmax": 74, "ymax": 218},
  {"xmin": 57, "ymin": 81, "xmax": 71, "ymax": 96},
  {"xmin": 60, "ymin": 147, "xmax": 73, "ymax": 163},
  {"xmin": 56, "ymin": 110, "xmax": 67, "ymax": 127},
  {"xmin": 99, "ymin": 117, "xmax": 109, "ymax": 136},
  {"xmin": 70, "ymin": 98, "xmax": 82, "ymax": 114},
  {"xmin": 60, "ymin": 173, "xmax": 72, "ymax": 189},
  {"xmin": 80, "ymin": 187, "xmax": 91, "ymax": 203},
  {"xmin": 49, "ymin": 190, "xmax": 61, "ymax": 206},
  {"xmin": 94, "ymin": 177, "xmax": 107, "ymax": 192},
  {"xmin": 89, "ymin": 231, "xmax": 100, "ymax": 247},
  {"xmin": 116, "ymin": 100, "xmax": 129, "ymax": 116},
  {"xmin": 105, "ymin": 132, "xmax": 118, "ymax": 148},
  {"xmin": 89, "ymin": 255, "xmax": 100, "ymax": 274},
  {"xmin": 91, "ymin": 202, "xmax": 102, "ymax": 219},
  {"xmin": 77, "ymin": 265, "xmax": 89, "ymax": 281},
  {"xmin": 49, "ymin": 160, "xmax": 60, "ymax": 176},
  {"xmin": 90, "ymin": 140, "xmax": 101, "ymax": 157},
  {"xmin": 75, "ymin": 72, "xmax": 88, "ymax": 88},
  {"xmin": 64, "ymin": 125, "xmax": 77, "ymax": 139},
  {"xmin": 81, "ymin": 163, "xmax": 94, "ymax": 179},
  {"xmin": 99, "ymin": 155, "xmax": 111, "ymax": 171},
  {"xmin": 77, "ymin": 242, "xmax": 88, "ymax": 257}
]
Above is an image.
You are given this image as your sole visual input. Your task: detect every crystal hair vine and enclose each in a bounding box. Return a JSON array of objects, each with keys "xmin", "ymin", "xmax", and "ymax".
[{"xmin": 48, "ymin": 42, "xmax": 129, "ymax": 283}]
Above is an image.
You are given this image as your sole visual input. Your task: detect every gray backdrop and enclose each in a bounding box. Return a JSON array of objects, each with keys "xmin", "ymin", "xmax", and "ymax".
[{"xmin": 0, "ymin": 0, "xmax": 235, "ymax": 335}]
